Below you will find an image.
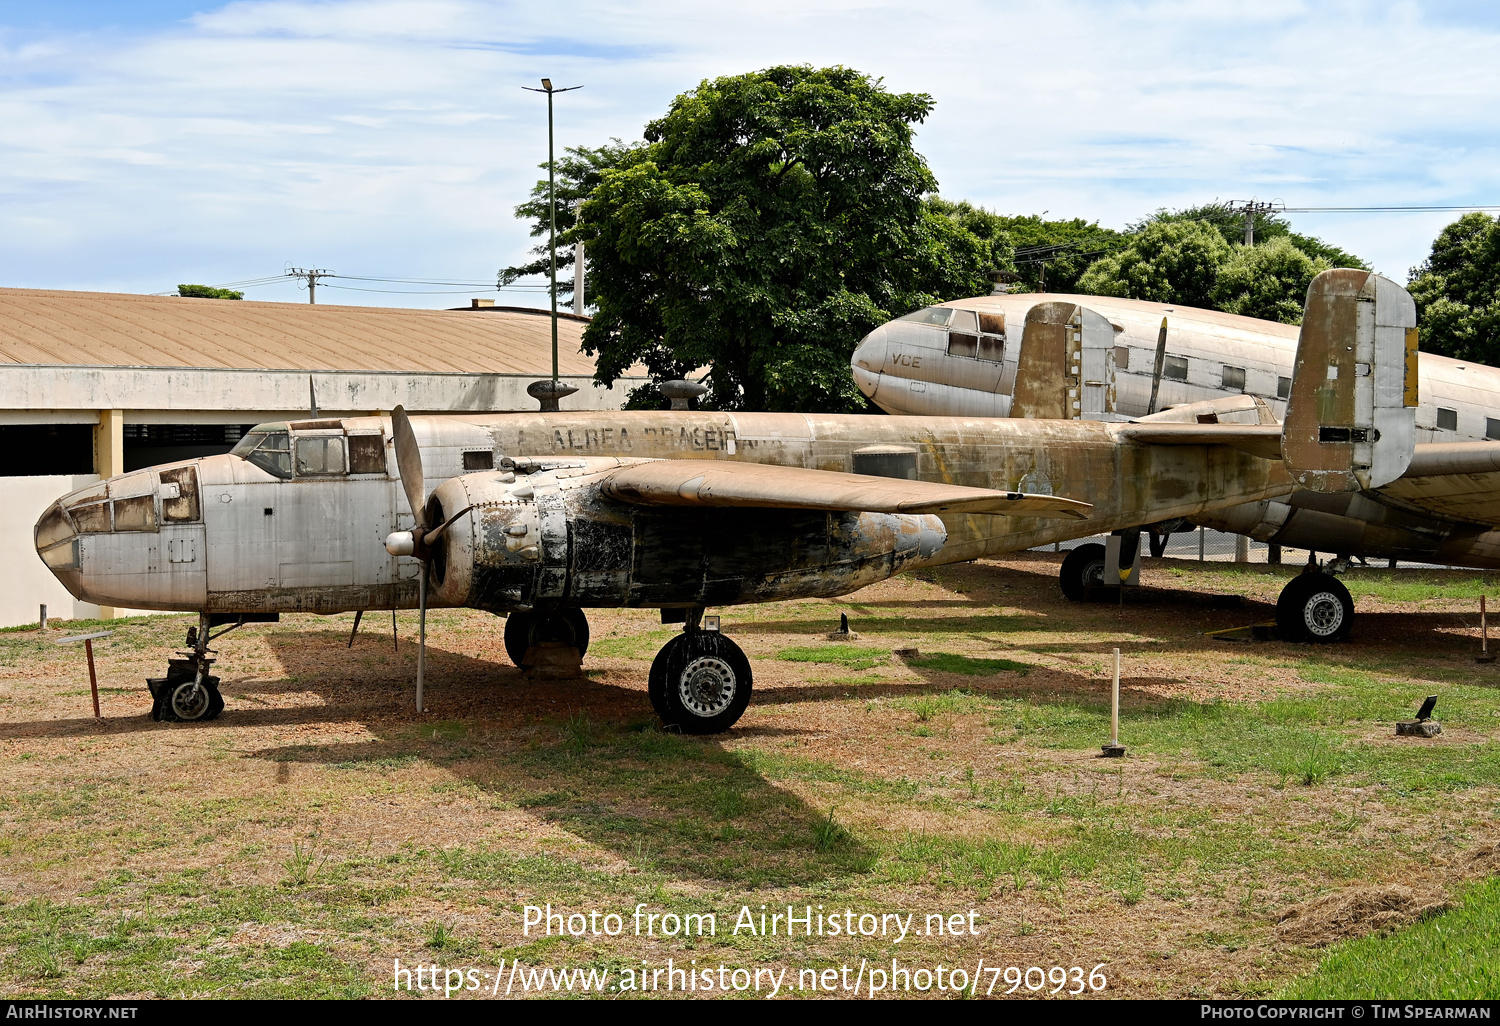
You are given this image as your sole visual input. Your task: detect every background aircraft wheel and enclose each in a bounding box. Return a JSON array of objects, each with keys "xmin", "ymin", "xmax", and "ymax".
[
  {"xmin": 648, "ymin": 631, "xmax": 753, "ymax": 735},
  {"xmin": 1059, "ymin": 543, "xmax": 1107, "ymax": 601},
  {"xmin": 504, "ymin": 608, "xmax": 590, "ymax": 667},
  {"xmin": 165, "ymin": 677, "xmax": 222, "ymax": 722},
  {"xmin": 1276, "ymin": 574, "xmax": 1354, "ymax": 644}
]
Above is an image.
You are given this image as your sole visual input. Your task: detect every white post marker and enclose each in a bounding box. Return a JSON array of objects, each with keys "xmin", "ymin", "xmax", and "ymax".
[
  {"xmin": 56, "ymin": 631, "xmax": 114, "ymax": 721},
  {"xmin": 1102, "ymin": 646, "xmax": 1125, "ymax": 757}
]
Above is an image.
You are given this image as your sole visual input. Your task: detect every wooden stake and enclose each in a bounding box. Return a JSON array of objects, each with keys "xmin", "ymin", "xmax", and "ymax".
[
  {"xmin": 1112, "ymin": 647, "xmax": 1120, "ymax": 746},
  {"xmin": 84, "ymin": 638, "xmax": 100, "ymax": 720}
]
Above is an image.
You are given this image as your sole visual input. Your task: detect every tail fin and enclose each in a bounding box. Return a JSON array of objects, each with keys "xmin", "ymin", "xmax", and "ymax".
[
  {"xmin": 1010, "ymin": 302, "xmax": 1119, "ymax": 420},
  {"xmin": 1282, "ymin": 269, "xmax": 1418, "ymax": 492}
]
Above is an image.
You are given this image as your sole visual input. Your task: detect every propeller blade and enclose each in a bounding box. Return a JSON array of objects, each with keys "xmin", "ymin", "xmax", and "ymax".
[
  {"xmin": 391, "ymin": 405, "xmax": 428, "ymax": 529},
  {"xmin": 416, "ymin": 562, "xmax": 427, "ymax": 713},
  {"xmin": 423, "ymin": 505, "xmax": 475, "ymax": 545}
]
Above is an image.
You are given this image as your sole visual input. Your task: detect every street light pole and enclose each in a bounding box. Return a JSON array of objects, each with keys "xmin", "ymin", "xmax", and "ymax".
[{"xmin": 523, "ymin": 78, "xmax": 581, "ymax": 386}]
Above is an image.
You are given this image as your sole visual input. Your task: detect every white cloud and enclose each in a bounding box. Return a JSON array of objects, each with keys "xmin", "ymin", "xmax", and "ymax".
[{"xmin": 1, "ymin": 0, "xmax": 1498, "ymax": 302}]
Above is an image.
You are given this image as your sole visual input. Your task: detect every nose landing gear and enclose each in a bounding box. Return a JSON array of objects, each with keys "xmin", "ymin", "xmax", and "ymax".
[
  {"xmin": 148, "ymin": 613, "xmax": 224, "ymax": 723},
  {"xmin": 648, "ymin": 611, "xmax": 752, "ymax": 734}
]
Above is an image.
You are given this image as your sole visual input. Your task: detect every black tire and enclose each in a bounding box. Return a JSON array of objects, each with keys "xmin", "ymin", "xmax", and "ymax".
[
  {"xmin": 1276, "ymin": 574, "xmax": 1354, "ymax": 644},
  {"xmin": 648, "ymin": 632, "xmax": 753, "ymax": 735},
  {"xmin": 1060, "ymin": 543, "xmax": 1107, "ymax": 601},
  {"xmin": 165, "ymin": 677, "xmax": 221, "ymax": 722},
  {"xmin": 504, "ymin": 608, "xmax": 590, "ymax": 667}
]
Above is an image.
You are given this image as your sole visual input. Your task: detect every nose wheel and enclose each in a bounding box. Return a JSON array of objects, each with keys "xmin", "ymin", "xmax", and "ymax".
[{"xmin": 648, "ymin": 628, "xmax": 753, "ymax": 734}]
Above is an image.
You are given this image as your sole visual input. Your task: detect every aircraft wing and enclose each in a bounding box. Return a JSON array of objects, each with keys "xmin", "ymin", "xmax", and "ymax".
[
  {"xmin": 601, "ymin": 459, "xmax": 1094, "ymax": 518},
  {"xmin": 1376, "ymin": 442, "xmax": 1500, "ymax": 528}
]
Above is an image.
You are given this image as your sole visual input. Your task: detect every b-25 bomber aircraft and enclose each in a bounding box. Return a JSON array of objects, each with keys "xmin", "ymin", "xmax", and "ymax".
[
  {"xmin": 854, "ymin": 271, "xmax": 1500, "ymax": 641},
  {"xmin": 35, "ymin": 270, "xmax": 1423, "ymax": 733}
]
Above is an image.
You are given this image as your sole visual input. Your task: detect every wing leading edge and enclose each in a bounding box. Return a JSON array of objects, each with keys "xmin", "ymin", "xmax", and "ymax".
[{"xmin": 601, "ymin": 460, "xmax": 1093, "ymax": 519}]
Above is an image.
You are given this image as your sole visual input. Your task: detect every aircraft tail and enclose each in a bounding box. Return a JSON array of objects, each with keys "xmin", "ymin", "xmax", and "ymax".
[{"xmin": 1281, "ymin": 269, "xmax": 1418, "ymax": 493}]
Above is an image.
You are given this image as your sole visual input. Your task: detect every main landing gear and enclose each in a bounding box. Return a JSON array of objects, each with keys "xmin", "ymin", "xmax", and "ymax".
[
  {"xmin": 1276, "ymin": 556, "xmax": 1354, "ymax": 644},
  {"xmin": 1059, "ymin": 542, "xmax": 1108, "ymax": 601},
  {"xmin": 648, "ymin": 611, "xmax": 752, "ymax": 735}
]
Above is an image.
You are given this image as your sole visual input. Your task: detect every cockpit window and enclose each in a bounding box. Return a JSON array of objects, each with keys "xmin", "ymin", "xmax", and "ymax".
[
  {"xmin": 949, "ymin": 309, "xmax": 978, "ymax": 333},
  {"xmin": 231, "ymin": 429, "xmax": 292, "ymax": 479},
  {"xmin": 295, "ymin": 435, "xmax": 346, "ymax": 476},
  {"xmin": 898, "ymin": 307, "xmax": 954, "ymax": 327}
]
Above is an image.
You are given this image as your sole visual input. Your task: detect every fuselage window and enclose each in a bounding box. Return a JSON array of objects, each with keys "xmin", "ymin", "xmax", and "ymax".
[
  {"xmin": 947, "ymin": 333, "xmax": 978, "ymax": 358},
  {"xmin": 1438, "ymin": 408, "xmax": 1458, "ymax": 431},
  {"xmin": 898, "ymin": 307, "xmax": 954, "ymax": 327},
  {"xmin": 1222, "ymin": 366, "xmax": 1246, "ymax": 391},
  {"xmin": 1485, "ymin": 417, "xmax": 1500, "ymax": 441},
  {"xmin": 462, "ymin": 450, "xmax": 495, "ymax": 471},
  {"xmin": 1163, "ymin": 356, "xmax": 1189, "ymax": 381},
  {"xmin": 230, "ymin": 430, "xmax": 292, "ymax": 479},
  {"xmin": 1277, "ymin": 376, "xmax": 1291, "ymax": 400},
  {"xmin": 295, "ymin": 435, "xmax": 347, "ymax": 476},
  {"xmin": 978, "ymin": 312, "xmax": 1006, "ymax": 335},
  {"xmin": 977, "ymin": 335, "xmax": 1004, "ymax": 362},
  {"xmin": 1113, "ymin": 346, "xmax": 1129, "ymax": 370},
  {"xmin": 348, "ymin": 434, "xmax": 387, "ymax": 475}
]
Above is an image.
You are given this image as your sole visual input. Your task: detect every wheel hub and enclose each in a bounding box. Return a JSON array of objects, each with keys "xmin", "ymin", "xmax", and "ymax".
[
  {"xmin": 1081, "ymin": 561, "xmax": 1106, "ymax": 589},
  {"xmin": 677, "ymin": 656, "xmax": 737, "ymax": 717},
  {"xmin": 1303, "ymin": 591, "xmax": 1345, "ymax": 636},
  {"xmin": 171, "ymin": 682, "xmax": 211, "ymax": 720}
]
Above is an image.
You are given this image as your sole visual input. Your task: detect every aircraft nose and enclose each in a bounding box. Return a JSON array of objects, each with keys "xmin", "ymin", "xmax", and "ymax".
[
  {"xmin": 851, "ymin": 326, "xmax": 887, "ymax": 398},
  {"xmin": 35, "ymin": 498, "xmax": 84, "ymax": 595}
]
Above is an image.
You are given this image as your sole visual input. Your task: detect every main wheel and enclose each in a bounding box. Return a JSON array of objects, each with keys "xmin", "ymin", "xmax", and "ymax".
[
  {"xmin": 648, "ymin": 632, "xmax": 753, "ymax": 735},
  {"xmin": 1276, "ymin": 574, "xmax": 1354, "ymax": 644},
  {"xmin": 1060, "ymin": 543, "xmax": 1107, "ymax": 601},
  {"xmin": 504, "ymin": 608, "xmax": 590, "ymax": 667}
]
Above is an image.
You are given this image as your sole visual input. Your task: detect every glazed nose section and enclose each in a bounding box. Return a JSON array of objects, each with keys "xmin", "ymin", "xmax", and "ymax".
[
  {"xmin": 35, "ymin": 499, "xmax": 82, "ymax": 590},
  {"xmin": 850, "ymin": 326, "xmax": 888, "ymax": 399}
]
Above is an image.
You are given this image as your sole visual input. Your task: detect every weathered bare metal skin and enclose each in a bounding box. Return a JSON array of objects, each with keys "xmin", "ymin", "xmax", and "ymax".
[{"xmin": 39, "ymin": 409, "xmax": 1296, "ymax": 614}]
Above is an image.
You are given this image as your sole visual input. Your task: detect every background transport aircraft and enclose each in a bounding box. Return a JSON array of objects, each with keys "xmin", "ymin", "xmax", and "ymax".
[
  {"xmin": 852, "ymin": 285, "xmax": 1500, "ymax": 636},
  {"xmin": 35, "ymin": 271, "xmax": 1418, "ymax": 731}
]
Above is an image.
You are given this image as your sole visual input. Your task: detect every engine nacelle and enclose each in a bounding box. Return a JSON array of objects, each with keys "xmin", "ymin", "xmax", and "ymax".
[{"xmin": 421, "ymin": 458, "xmax": 947, "ymax": 612}]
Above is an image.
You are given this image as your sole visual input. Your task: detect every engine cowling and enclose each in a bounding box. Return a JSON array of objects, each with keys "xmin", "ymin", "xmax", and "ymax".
[{"xmin": 420, "ymin": 458, "xmax": 948, "ymax": 613}]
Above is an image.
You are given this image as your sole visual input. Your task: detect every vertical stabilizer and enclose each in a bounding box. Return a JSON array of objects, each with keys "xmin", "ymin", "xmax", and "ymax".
[
  {"xmin": 1011, "ymin": 302, "xmax": 1118, "ymax": 420},
  {"xmin": 1282, "ymin": 269, "xmax": 1418, "ymax": 492}
]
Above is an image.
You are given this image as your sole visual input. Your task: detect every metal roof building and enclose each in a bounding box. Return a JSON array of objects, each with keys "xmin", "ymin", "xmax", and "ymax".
[{"xmin": 0, "ymin": 288, "xmax": 642, "ymax": 626}]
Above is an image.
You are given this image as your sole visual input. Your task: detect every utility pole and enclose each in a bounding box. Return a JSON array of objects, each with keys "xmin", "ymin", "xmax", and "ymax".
[
  {"xmin": 523, "ymin": 78, "xmax": 581, "ymax": 383},
  {"xmin": 287, "ymin": 267, "xmax": 333, "ymax": 304},
  {"xmin": 1225, "ymin": 200, "xmax": 1284, "ymax": 246}
]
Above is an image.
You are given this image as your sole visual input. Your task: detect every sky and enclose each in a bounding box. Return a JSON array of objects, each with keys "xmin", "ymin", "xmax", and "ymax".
[{"xmin": 3, "ymin": 0, "xmax": 1499, "ymax": 309}]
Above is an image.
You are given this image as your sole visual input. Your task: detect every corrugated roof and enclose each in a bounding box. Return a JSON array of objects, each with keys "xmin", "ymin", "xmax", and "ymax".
[{"xmin": 0, "ymin": 288, "xmax": 601, "ymax": 375}]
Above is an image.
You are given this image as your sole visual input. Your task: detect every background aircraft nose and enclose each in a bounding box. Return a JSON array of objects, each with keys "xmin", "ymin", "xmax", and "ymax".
[{"xmin": 850, "ymin": 326, "xmax": 888, "ymax": 398}]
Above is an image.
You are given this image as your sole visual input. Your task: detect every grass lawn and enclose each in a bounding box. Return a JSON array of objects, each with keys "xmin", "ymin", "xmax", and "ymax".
[{"xmin": 1, "ymin": 553, "xmax": 1497, "ymax": 999}]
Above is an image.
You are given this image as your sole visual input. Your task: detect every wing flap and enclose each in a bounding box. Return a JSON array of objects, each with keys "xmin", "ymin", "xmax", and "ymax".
[{"xmin": 601, "ymin": 460, "xmax": 1092, "ymax": 519}]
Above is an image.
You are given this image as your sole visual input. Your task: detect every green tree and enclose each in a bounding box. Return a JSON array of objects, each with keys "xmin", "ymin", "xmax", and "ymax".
[
  {"xmin": 1075, "ymin": 220, "xmax": 1231, "ymax": 308},
  {"xmin": 573, "ymin": 66, "xmax": 1004, "ymax": 412},
  {"xmin": 1209, "ymin": 236, "xmax": 1331, "ymax": 324},
  {"xmin": 177, "ymin": 284, "xmax": 243, "ymax": 300},
  {"xmin": 1134, "ymin": 202, "xmax": 1368, "ymax": 269},
  {"xmin": 1408, "ymin": 211, "xmax": 1500, "ymax": 364},
  {"xmin": 499, "ymin": 140, "xmax": 645, "ymax": 307},
  {"xmin": 991, "ymin": 215, "xmax": 1125, "ymax": 293}
]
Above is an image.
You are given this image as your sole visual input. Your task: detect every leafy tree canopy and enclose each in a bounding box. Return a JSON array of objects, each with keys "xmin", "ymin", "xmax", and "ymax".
[
  {"xmin": 1076, "ymin": 219, "xmax": 1231, "ymax": 309},
  {"xmin": 988, "ymin": 215, "xmax": 1124, "ymax": 293},
  {"xmin": 177, "ymin": 284, "xmax": 243, "ymax": 300},
  {"xmin": 1408, "ymin": 211, "xmax": 1500, "ymax": 364},
  {"xmin": 1209, "ymin": 236, "xmax": 1331, "ymax": 324},
  {"xmin": 1134, "ymin": 202, "xmax": 1368, "ymax": 270},
  {"xmin": 567, "ymin": 66, "xmax": 1005, "ymax": 412}
]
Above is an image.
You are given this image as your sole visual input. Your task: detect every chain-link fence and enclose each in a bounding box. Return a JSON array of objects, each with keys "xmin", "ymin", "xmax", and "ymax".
[{"xmin": 1040, "ymin": 529, "xmax": 1414, "ymax": 568}]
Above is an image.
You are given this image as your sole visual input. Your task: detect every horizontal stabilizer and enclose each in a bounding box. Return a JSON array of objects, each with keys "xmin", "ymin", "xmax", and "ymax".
[
  {"xmin": 1119, "ymin": 423, "xmax": 1282, "ymax": 461},
  {"xmin": 1378, "ymin": 441, "xmax": 1500, "ymax": 528},
  {"xmin": 602, "ymin": 460, "xmax": 1093, "ymax": 519}
]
